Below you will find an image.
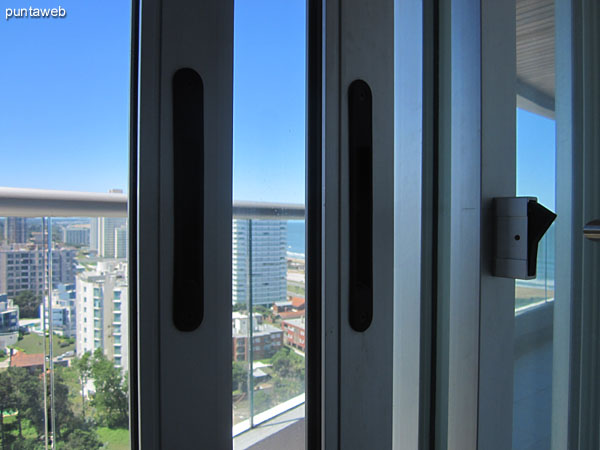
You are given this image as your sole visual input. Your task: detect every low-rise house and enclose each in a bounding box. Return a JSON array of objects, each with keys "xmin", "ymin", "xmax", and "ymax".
[
  {"xmin": 10, "ymin": 352, "xmax": 44, "ymax": 372},
  {"xmin": 281, "ymin": 318, "xmax": 306, "ymax": 352},
  {"xmin": 232, "ymin": 312, "xmax": 283, "ymax": 361},
  {"xmin": 273, "ymin": 296, "xmax": 306, "ymax": 320}
]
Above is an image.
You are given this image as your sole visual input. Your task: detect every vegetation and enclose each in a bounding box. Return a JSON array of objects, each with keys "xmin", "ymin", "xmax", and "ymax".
[
  {"xmin": 0, "ymin": 350, "xmax": 129, "ymax": 449},
  {"xmin": 271, "ymin": 347, "xmax": 304, "ymax": 380},
  {"xmin": 72, "ymin": 353, "xmax": 92, "ymax": 419},
  {"xmin": 88, "ymin": 350, "xmax": 129, "ymax": 428},
  {"xmin": 96, "ymin": 427, "xmax": 130, "ymax": 450},
  {"xmin": 58, "ymin": 428, "xmax": 103, "ymax": 449},
  {"xmin": 10, "ymin": 333, "xmax": 75, "ymax": 356},
  {"xmin": 13, "ymin": 292, "xmax": 41, "ymax": 319},
  {"xmin": 253, "ymin": 305, "xmax": 270, "ymax": 317},
  {"xmin": 232, "ymin": 361, "xmax": 248, "ymax": 393},
  {"xmin": 232, "ymin": 303, "xmax": 247, "ymax": 313},
  {"xmin": 287, "ymin": 284, "xmax": 305, "ymax": 296},
  {"xmin": 232, "ymin": 346, "xmax": 305, "ymax": 423}
]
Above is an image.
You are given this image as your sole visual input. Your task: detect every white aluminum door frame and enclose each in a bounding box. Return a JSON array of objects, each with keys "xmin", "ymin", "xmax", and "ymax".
[
  {"xmin": 555, "ymin": 0, "xmax": 600, "ymax": 448},
  {"xmin": 478, "ymin": 0, "xmax": 517, "ymax": 449},
  {"xmin": 136, "ymin": 0, "xmax": 428, "ymax": 447},
  {"xmin": 137, "ymin": 0, "xmax": 233, "ymax": 448},
  {"xmin": 436, "ymin": 0, "xmax": 516, "ymax": 448},
  {"xmin": 435, "ymin": 0, "xmax": 484, "ymax": 448},
  {"xmin": 437, "ymin": 0, "xmax": 600, "ymax": 449},
  {"xmin": 322, "ymin": 0, "xmax": 409, "ymax": 448}
]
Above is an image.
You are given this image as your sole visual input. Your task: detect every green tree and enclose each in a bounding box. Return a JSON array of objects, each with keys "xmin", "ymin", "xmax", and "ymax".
[
  {"xmin": 72, "ymin": 352, "xmax": 92, "ymax": 419},
  {"xmin": 57, "ymin": 429, "xmax": 102, "ymax": 450},
  {"xmin": 273, "ymin": 376, "xmax": 304, "ymax": 400},
  {"xmin": 13, "ymin": 291, "xmax": 42, "ymax": 319},
  {"xmin": 272, "ymin": 347, "xmax": 304, "ymax": 379},
  {"xmin": 0, "ymin": 371, "xmax": 17, "ymax": 450},
  {"xmin": 90, "ymin": 350, "xmax": 128, "ymax": 428},
  {"xmin": 232, "ymin": 303, "xmax": 247, "ymax": 313},
  {"xmin": 27, "ymin": 371, "xmax": 74, "ymax": 440},
  {"xmin": 254, "ymin": 305, "xmax": 269, "ymax": 316},
  {"xmin": 9, "ymin": 437, "xmax": 44, "ymax": 449},
  {"xmin": 232, "ymin": 361, "xmax": 248, "ymax": 392},
  {"xmin": 52, "ymin": 372, "xmax": 75, "ymax": 438},
  {"xmin": 6, "ymin": 367, "xmax": 39, "ymax": 439}
]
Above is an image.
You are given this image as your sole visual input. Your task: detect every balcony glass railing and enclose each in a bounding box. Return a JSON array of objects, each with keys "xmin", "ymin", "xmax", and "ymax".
[
  {"xmin": 0, "ymin": 188, "xmax": 306, "ymax": 448},
  {"xmin": 514, "ymin": 224, "xmax": 555, "ymax": 314},
  {"xmin": 231, "ymin": 208, "xmax": 306, "ymax": 439},
  {"xmin": 0, "ymin": 188, "xmax": 130, "ymax": 449},
  {"xmin": 515, "ymin": 106, "xmax": 556, "ymax": 317}
]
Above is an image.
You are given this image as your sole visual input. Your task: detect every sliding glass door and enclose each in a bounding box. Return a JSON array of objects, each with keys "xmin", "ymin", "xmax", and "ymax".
[
  {"xmin": 436, "ymin": 1, "xmax": 600, "ymax": 449},
  {"xmin": 137, "ymin": 0, "xmax": 233, "ymax": 448},
  {"xmin": 136, "ymin": 0, "xmax": 422, "ymax": 448}
]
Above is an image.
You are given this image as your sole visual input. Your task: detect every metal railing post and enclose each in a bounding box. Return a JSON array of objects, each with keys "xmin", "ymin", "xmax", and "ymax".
[{"xmin": 248, "ymin": 219, "xmax": 254, "ymax": 428}]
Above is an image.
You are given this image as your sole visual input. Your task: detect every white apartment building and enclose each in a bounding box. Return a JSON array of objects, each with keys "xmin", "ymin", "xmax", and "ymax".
[
  {"xmin": 0, "ymin": 293, "xmax": 19, "ymax": 351},
  {"xmin": 90, "ymin": 218, "xmax": 128, "ymax": 259},
  {"xmin": 232, "ymin": 219, "xmax": 287, "ymax": 306},
  {"xmin": 39, "ymin": 283, "xmax": 76, "ymax": 338},
  {"xmin": 76, "ymin": 260, "xmax": 128, "ymax": 370},
  {"xmin": 0, "ymin": 245, "xmax": 76, "ymax": 297}
]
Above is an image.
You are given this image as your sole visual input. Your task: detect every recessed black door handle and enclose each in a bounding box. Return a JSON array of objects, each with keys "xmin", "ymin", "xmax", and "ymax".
[
  {"xmin": 348, "ymin": 79, "xmax": 373, "ymax": 332},
  {"xmin": 172, "ymin": 68, "xmax": 204, "ymax": 332}
]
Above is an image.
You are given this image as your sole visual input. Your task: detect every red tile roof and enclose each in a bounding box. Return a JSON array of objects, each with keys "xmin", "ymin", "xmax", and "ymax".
[
  {"xmin": 290, "ymin": 297, "xmax": 305, "ymax": 308},
  {"xmin": 11, "ymin": 352, "xmax": 45, "ymax": 368},
  {"xmin": 278, "ymin": 310, "xmax": 306, "ymax": 320}
]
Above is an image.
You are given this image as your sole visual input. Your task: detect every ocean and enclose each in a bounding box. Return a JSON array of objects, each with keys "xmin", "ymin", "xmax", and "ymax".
[
  {"xmin": 287, "ymin": 220, "xmax": 305, "ymax": 259},
  {"xmin": 285, "ymin": 221, "xmax": 556, "ymax": 287}
]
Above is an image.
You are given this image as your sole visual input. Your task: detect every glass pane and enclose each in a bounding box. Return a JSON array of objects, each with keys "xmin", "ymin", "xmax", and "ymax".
[
  {"xmin": 0, "ymin": 2, "xmax": 132, "ymax": 448},
  {"xmin": 515, "ymin": 109, "xmax": 556, "ymax": 313},
  {"xmin": 513, "ymin": 1, "xmax": 556, "ymax": 448},
  {"xmin": 232, "ymin": 0, "xmax": 306, "ymax": 447}
]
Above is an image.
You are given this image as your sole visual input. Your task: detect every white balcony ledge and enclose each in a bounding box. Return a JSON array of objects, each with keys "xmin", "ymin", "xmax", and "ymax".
[{"xmin": 0, "ymin": 187, "xmax": 306, "ymax": 219}]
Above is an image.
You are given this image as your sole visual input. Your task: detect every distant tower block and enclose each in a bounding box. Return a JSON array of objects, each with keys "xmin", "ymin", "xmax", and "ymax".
[
  {"xmin": 4, "ymin": 217, "xmax": 27, "ymax": 244},
  {"xmin": 90, "ymin": 189, "xmax": 127, "ymax": 258}
]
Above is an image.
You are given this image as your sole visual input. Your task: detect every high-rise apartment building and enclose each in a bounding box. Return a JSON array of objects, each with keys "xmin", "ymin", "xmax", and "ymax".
[
  {"xmin": 0, "ymin": 245, "xmax": 76, "ymax": 297},
  {"xmin": 90, "ymin": 218, "xmax": 128, "ymax": 258},
  {"xmin": 89, "ymin": 190, "xmax": 127, "ymax": 258},
  {"xmin": 232, "ymin": 219, "xmax": 287, "ymax": 306},
  {"xmin": 63, "ymin": 224, "xmax": 90, "ymax": 247},
  {"xmin": 76, "ymin": 260, "xmax": 128, "ymax": 370},
  {"xmin": 114, "ymin": 226, "xmax": 128, "ymax": 259},
  {"xmin": 90, "ymin": 219, "xmax": 98, "ymax": 252},
  {"xmin": 4, "ymin": 217, "xmax": 27, "ymax": 244}
]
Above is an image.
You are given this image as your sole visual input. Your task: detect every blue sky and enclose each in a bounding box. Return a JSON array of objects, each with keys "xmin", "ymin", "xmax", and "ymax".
[
  {"xmin": 0, "ymin": 1, "xmax": 554, "ymax": 208},
  {"xmin": 0, "ymin": 0, "xmax": 307, "ymax": 204},
  {"xmin": 234, "ymin": 0, "xmax": 306, "ymax": 204},
  {"xmin": 516, "ymin": 108, "xmax": 556, "ymax": 210},
  {"xmin": 0, "ymin": 0, "xmax": 131, "ymax": 193}
]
